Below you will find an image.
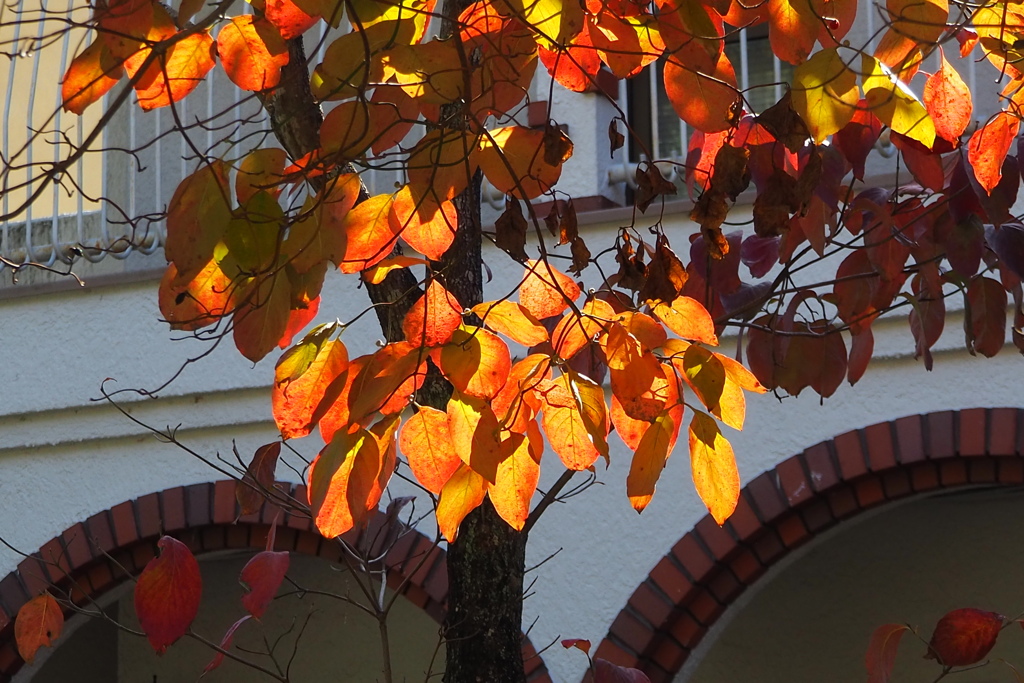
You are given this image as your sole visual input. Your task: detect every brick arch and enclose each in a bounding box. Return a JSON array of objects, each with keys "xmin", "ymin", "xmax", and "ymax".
[
  {"xmin": 594, "ymin": 407, "xmax": 1024, "ymax": 683},
  {"xmin": 0, "ymin": 480, "xmax": 552, "ymax": 682}
]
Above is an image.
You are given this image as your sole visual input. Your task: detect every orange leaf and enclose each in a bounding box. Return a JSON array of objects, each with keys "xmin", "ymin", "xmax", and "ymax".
[
  {"xmin": 261, "ymin": 0, "xmax": 319, "ymax": 39},
  {"xmin": 492, "ymin": 353, "xmax": 552, "ymax": 433},
  {"xmin": 308, "ymin": 427, "xmax": 377, "ymax": 537},
  {"xmin": 663, "ymin": 51, "xmax": 739, "ymax": 134},
  {"xmin": 441, "ymin": 326, "xmax": 512, "ymax": 400},
  {"xmin": 768, "ymin": 0, "xmax": 817, "ymax": 65},
  {"xmin": 407, "ymin": 128, "xmax": 479, "ymax": 201},
  {"xmin": 399, "ymin": 406, "xmax": 462, "ymax": 494},
  {"xmin": 618, "ymin": 311, "xmax": 667, "ymax": 351},
  {"xmin": 320, "ymin": 99, "xmax": 383, "ymax": 161},
  {"xmin": 716, "ymin": 351, "xmax": 767, "ymax": 393},
  {"xmin": 488, "ymin": 422, "xmax": 543, "ymax": 530},
  {"xmin": 232, "ymin": 273, "xmax": 292, "ymax": 363},
  {"xmin": 338, "ymin": 192, "xmax": 401, "ymax": 273},
  {"xmin": 217, "ymin": 15, "xmax": 290, "ymax": 91},
  {"xmin": 476, "ymin": 125, "xmax": 572, "ymax": 199},
  {"xmin": 347, "ymin": 342, "xmax": 426, "ymax": 422},
  {"xmin": 61, "ymin": 40, "xmax": 125, "ymax": 115},
  {"xmin": 865, "ymin": 623, "xmax": 909, "ymax": 683},
  {"xmin": 363, "ymin": 255, "xmax": 428, "ymax": 284},
  {"xmin": 135, "ymin": 536, "xmax": 202, "ymax": 654},
  {"xmin": 403, "ymin": 280, "xmax": 464, "ymax": 347},
  {"xmin": 924, "ymin": 50, "xmax": 972, "ymax": 143},
  {"xmin": 609, "ymin": 350, "xmax": 668, "ymax": 421},
  {"xmin": 366, "ymin": 414, "xmax": 401, "ymax": 512},
  {"xmin": 240, "ymin": 550, "xmax": 289, "ymax": 618},
  {"xmin": 391, "ymin": 185, "xmax": 458, "ymax": 260},
  {"xmin": 284, "ymin": 174, "xmax": 362, "ymax": 272},
  {"xmin": 158, "ymin": 260, "xmax": 237, "ymax": 331},
  {"xmin": 519, "ymin": 259, "xmax": 582, "ymax": 320},
  {"xmin": 552, "ymin": 297, "xmax": 616, "ymax": 360},
  {"xmin": 130, "ymin": 31, "xmax": 216, "ymax": 110},
  {"xmin": 273, "ymin": 338, "xmax": 349, "ymax": 439},
  {"xmin": 448, "ymin": 390, "xmax": 505, "ymax": 483},
  {"xmin": 537, "ymin": 374, "xmax": 607, "ymax": 470},
  {"xmin": 436, "ymin": 464, "xmax": 488, "ymax": 542},
  {"xmin": 682, "ymin": 344, "xmax": 745, "ymax": 429},
  {"xmin": 236, "ymin": 441, "xmax": 282, "ymax": 516},
  {"xmin": 165, "ymin": 161, "xmax": 232, "ymax": 282},
  {"xmin": 926, "ymin": 608, "xmax": 1003, "ymax": 666},
  {"xmin": 688, "ymin": 411, "xmax": 739, "ymax": 524},
  {"xmin": 15, "ymin": 593, "xmax": 63, "ymax": 664},
  {"xmin": 538, "ymin": 21, "xmax": 601, "ymax": 92},
  {"xmin": 652, "ymin": 296, "xmax": 718, "ymax": 345},
  {"xmin": 236, "ymin": 148, "xmax": 288, "ymax": 204},
  {"xmin": 968, "ymin": 112, "xmax": 1020, "ymax": 195},
  {"xmin": 472, "ymin": 299, "xmax": 550, "ymax": 346},
  {"xmin": 626, "ymin": 410, "xmax": 676, "ymax": 512}
]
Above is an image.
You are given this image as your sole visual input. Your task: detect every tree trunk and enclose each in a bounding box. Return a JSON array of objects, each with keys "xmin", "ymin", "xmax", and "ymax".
[{"xmin": 264, "ymin": 34, "xmax": 528, "ymax": 683}]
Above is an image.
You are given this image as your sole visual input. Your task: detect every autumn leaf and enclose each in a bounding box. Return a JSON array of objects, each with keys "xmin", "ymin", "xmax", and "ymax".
[
  {"xmin": 791, "ymin": 47, "xmax": 858, "ymax": 143},
  {"xmin": 165, "ymin": 161, "xmax": 232, "ymax": 283},
  {"xmin": 15, "ymin": 593, "xmax": 63, "ymax": 664},
  {"xmin": 158, "ymin": 260, "xmax": 238, "ymax": 331},
  {"xmin": 135, "ymin": 536, "xmax": 202, "ymax": 654},
  {"xmin": 768, "ymin": 0, "xmax": 817, "ymax": 65},
  {"xmin": 131, "ymin": 31, "xmax": 217, "ymax": 110},
  {"xmin": 437, "ymin": 464, "xmax": 488, "ymax": 542},
  {"xmin": 62, "ymin": 40, "xmax": 125, "ymax": 115},
  {"xmin": 923, "ymin": 50, "xmax": 971, "ymax": 143},
  {"xmin": 399, "ymin": 406, "xmax": 462, "ymax": 494},
  {"xmin": 240, "ymin": 550, "xmax": 290, "ymax": 618},
  {"xmin": 203, "ymin": 615, "xmax": 252, "ymax": 675},
  {"xmin": 403, "ymin": 280, "xmax": 464, "ymax": 347},
  {"xmin": 925, "ymin": 608, "xmax": 1003, "ymax": 666},
  {"xmin": 861, "ymin": 55, "xmax": 935, "ymax": 149},
  {"xmin": 338, "ymin": 192, "xmax": 401, "ymax": 273},
  {"xmin": 592, "ymin": 658, "xmax": 652, "ymax": 683},
  {"xmin": 682, "ymin": 344, "xmax": 746, "ymax": 429},
  {"xmin": 259, "ymin": 0, "xmax": 319, "ymax": 39},
  {"xmin": 273, "ymin": 337, "xmax": 349, "ymax": 439},
  {"xmin": 441, "ymin": 326, "xmax": 512, "ymax": 399},
  {"xmin": 472, "ymin": 299, "xmax": 549, "ymax": 346},
  {"xmin": 652, "ymin": 296, "xmax": 718, "ymax": 345},
  {"xmin": 519, "ymin": 259, "xmax": 582, "ymax": 320},
  {"xmin": 968, "ymin": 112, "xmax": 1020, "ymax": 195},
  {"xmin": 236, "ymin": 441, "xmax": 282, "ymax": 516},
  {"xmin": 391, "ymin": 186, "xmax": 457, "ymax": 260},
  {"xmin": 626, "ymin": 411, "xmax": 675, "ymax": 511},
  {"xmin": 537, "ymin": 373, "xmax": 607, "ymax": 470},
  {"xmin": 308, "ymin": 427, "xmax": 378, "ymax": 537},
  {"xmin": 217, "ymin": 15, "xmax": 290, "ymax": 91},
  {"xmin": 232, "ymin": 273, "xmax": 293, "ymax": 363},
  {"xmin": 663, "ymin": 51, "xmax": 740, "ymax": 134},
  {"xmin": 236, "ymin": 148, "xmax": 288, "ymax": 205},
  {"xmin": 967, "ymin": 276, "xmax": 1007, "ymax": 357},
  {"xmin": 448, "ymin": 390, "xmax": 505, "ymax": 482},
  {"xmin": 476, "ymin": 125, "xmax": 572, "ymax": 199},
  {"xmin": 688, "ymin": 411, "xmax": 739, "ymax": 524},
  {"xmin": 489, "ymin": 422, "xmax": 543, "ymax": 530},
  {"xmin": 865, "ymin": 623, "xmax": 909, "ymax": 683}
]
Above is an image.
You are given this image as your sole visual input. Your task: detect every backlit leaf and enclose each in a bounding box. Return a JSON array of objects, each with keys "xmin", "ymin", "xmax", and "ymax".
[
  {"xmin": 865, "ymin": 623, "xmax": 909, "ymax": 683},
  {"xmin": 923, "ymin": 50, "xmax": 971, "ymax": 142},
  {"xmin": 497, "ymin": 0, "xmax": 583, "ymax": 48},
  {"xmin": 240, "ymin": 550, "xmax": 289, "ymax": 618},
  {"xmin": 308, "ymin": 427, "xmax": 377, "ymax": 537},
  {"xmin": 926, "ymin": 608, "xmax": 1003, "ymax": 666},
  {"xmin": 861, "ymin": 55, "xmax": 935, "ymax": 148},
  {"xmin": 489, "ymin": 422, "xmax": 543, "ymax": 530},
  {"xmin": 232, "ymin": 272, "xmax": 292, "ymax": 363},
  {"xmin": 273, "ymin": 338, "xmax": 349, "ymax": 439},
  {"xmin": 688, "ymin": 411, "xmax": 739, "ymax": 524},
  {"xmin": 158, "ymin": 260, "xmax": 237, "ymax": 331},
  {"xmin": 165, "ymin": 161, "xmax": 232, "ymax": 282},
  {"xmin": 472, "ymin": 299, "xmax": 549, "ymax": 346},
  {"xmin": 407, "ymin": 129, "xmax": 479, "ymax": 201},
  {"xmin": 437, "ymin": 464, "xmax": 488, "ymax": 542},
  {"xmin": 15, "ymin": 594, "xmax": 63, "ymax": 664},
  {"xmin": 768, "ymin": 0, "xmax": 817, "ymax": 65},
  {"xmin": 968, "ymin": 112, "xmax": 1020, "ymax": 195},
  {"xmin": 391, "ymin": 186, "xmax": 457, "ymax": 260},
  {"xmin": 217, "ymin": 15, "xmax": 289, "ymax": 91},
  {"xmin": 441, "ymin": 326, "xmax": 512, "ymax": 399},
  {"xmin": 791, "ymin": 47, "xmax": 858, "ymax": 143},
  {"xmin": 203, "ymin": 615, "xmax": 251, "ymax": 675},
  {"xmin": 626, "ymin": 411, "xmax": 675, "ymax": 512},
  {"xmin": 682, "ymin": 344, "xmax": 746, "ymax": 429},
  {"xmin": 363, "ymin": 256, "xmax": 428, "ymax": 284},
  {"xmin": 652, "ymin": 296, "xmax": 718, "ymax": 344},
  {"xmin": 663, "ymin": 51, "xmax": 740, "ymax": 134},
  {"xmin": 62, "ymin": 40, "xmax": 124, "ymax": 115},
  {"xmin": 448, "ymin": 390, "xmax": 505, "ymax": 482},
  {"xmin": 135, "ymin": 536, "xmax": 202, "ymax": 654},
  {"xmin": 338, "ymin": 193, "xmax": 401, "ymax": 273},
  {"xmin": 476, "ymin": 125, "xmax": 571, "ymax": 199},
  {"xmin": 260, "ymin": 0, "xmax": 319, "ymax": 39},
  {"xmin": 537, "ymin": 374, "xmax": 605, "ymax": 470},
  {"xmin": 519, "ymin": 259, "xmax": 582, "ymax": 319},
  {"xmin": 131, "ymin": 31, "xmax": 216, "ymax": 110},
  {"xmin": 399, "ymin": 406, "xmax": 462, "ymax": 494}
]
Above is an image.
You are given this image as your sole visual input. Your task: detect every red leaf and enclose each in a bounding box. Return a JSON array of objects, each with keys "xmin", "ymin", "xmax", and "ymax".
[
  {"xmin": 240, "ymin": 550, "xmax": 290, "ymax": 618},
  {"xmin": 663, "ymin": 52, "xmax": 740, "ymax": 134},
  {"xmin": 232, "ymin": 273, "xmax": 293, "ymax": 363},
  {"xmin": 391, "ymin": 186, "xmax": 458, "ymax": 260},
  {"xmin": 865, "ymin": 623, "xmax": 908, "ymax": 683},
  {"xmin": 538, "ymin": 22, "xmax": 601, "ymax": 92},
  {"xmin": 593, "ymin": 658, "xmax": 652, "ymax": 683},
  {"xmin": 203, "ymin": 615, "xmax": 251, "ymax": 675},
  {"xmin": 236, "ymin": 441, "xmax": 282, "ymax": 516},
  {"xmin": 561, "ymin": 638, "xmax": 591, "ymax": 654},
  {"xmin": 926, "ymin": 608, "xmax": 1003, "ymax": 666},
  {"xmin": 967, "ymin": 276, "xmax": 1007, "ymax": 357},
  {"xmin": 338, "ymin": 193, "xmax": 402, "ymax": 273},
  {"xmin": 135, "ymin": 536, "xmax": 202, "ymax": 654},
  {"xmin": 217, "ymin": 15, "xmax": 290, "ymax": 91},
  {"xmin": 847, "ymin": 326, "xmax": 874, "ymax": 385},
  {"xmin": 261, "ymin": 0, "xmax": 318, "ymax": 39},
  {"xmin": 15, "ymin": 593, "xmax": 63, "ymax": 664},
  {"xmin": 519, "ymin": 259, "xmax": 582, "ymax": 320},
  {"xmin": 924, "ymin": 49, "xmax": 972, "ymax": 143},
  {"xmin": 968, "ymin": 112, "xmax": 1020, "ymax": 195}
]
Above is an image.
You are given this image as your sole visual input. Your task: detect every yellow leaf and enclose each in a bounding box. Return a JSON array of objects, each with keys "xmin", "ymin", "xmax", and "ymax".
[
  {"xmin": 496, "ymin": 0, "xmax": 583, "ymax": 48},
  {"xmin": 489, "ymin": 422, "xmax": 543, "ymax": 530},
  {"xmin": 437, "ymin": 464, "xmax": 488, "ymax": 542},
  {"xmin": 861, "ymin": 54, "xmax": 936, "ymax": 148},
  {"xmin": 688, "ymin": 411, "xmax": 739, "ymax": 524},
  {"xmin": 626, "ymin": 411, "xmax": 676, "ymax": 512},
  {"xmin": 791, "ymin": 47, "xmax": 858, "ymax": 143}
]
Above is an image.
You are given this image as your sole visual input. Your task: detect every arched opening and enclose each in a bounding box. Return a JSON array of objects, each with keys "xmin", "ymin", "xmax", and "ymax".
[
  {"xmin": 593, "ymin": 407, "xmax": 1024, "ymax": 682},
  {"xmin": 0, "ymin": 481, "xmax": 552, "ymax": 682}
]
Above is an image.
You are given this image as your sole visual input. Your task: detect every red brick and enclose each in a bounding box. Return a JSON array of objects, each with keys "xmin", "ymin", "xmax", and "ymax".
[
  {"xmin": 423, "ymin": 554, "xmax": 449, "ymax": 604},
  {"xmin": 725, "ymin": 492, "xmax": 763, "ymax": 544},
  {"xmin": 628, "ymin": 582, "xmax": 674, "ymax": 629},
  {"xmin": 881, "ymin": 469, "xmax": 912, "ymax": 500},
  {"xmin": 645, "ymin": 664, "xmax": 673, "ymax": 683},
  {"xmin": 668, "ymin": 609, "xmax": 705, "ymax": 649},
  {"xmin": 38, "ymin": 538, "xmax": 70, "ymax": 584},
  {"xmin": 926, "ymin": 411, "xmax": 955, "ymax": 459},
  {"xmin": 671, "ymin": 534, "xmax": 714, "ymax": 584},
  {"xmin": 317, "ymin": 537, "xmax": 344, "ymax": 563},
  {"xmin": 1018, "ymin": 409, "xmax": 1024, "ymax": 455},
  {"xmin": 17, "ymin": 558, "xmax": 49, "ymax": 598},
  {"xmin": 0, "ymin": 643, "xmax": 19, "ymax": 676},
  {"xmin": 827, "ymin": 487, "xmax": 859, "ymax": 519},
  {"xmin": 969, "ymin": 458, "xmax": 997, "ymax": 484},
  {"xmin": 648, "ymin": 557, "xmax": 696, "ymax": 604},
  {"xmin": 593, "ymin": 639, "xmax": 641, "ymax": 668},
  {"xmin": 400, "ymin": 535, "xmax": 435, "ymax": 575},
  {"xmin": 186, "ymin": 483, "xmax": 213, "ymax": 528},
  {"xmin": 707, "ymin": 570, "xmax": 743, "ymax": 604},
  {"xmin": 803, "ymin": 442, "xmax": 838, "ymax": 492},
  {"xmin": 687, "ymin": 591, "xmax": 725, "ymax": 626},
  {"xmin": 800, "ymin": 500, "xmax": 835, "ymax": 533},
  {"xmin": 213, "ymin": 480, "xmax": 237, "ymax": 524},
  {"xmin": 775, "ymin": 457, "xmax": 812, "ymax": 507},
  {"xmin": 161, "ymin": 487, "xmax": 187, "ymax": 532},
  {"xmin": 910, "ymin": 463, "xmax": 941, "ymax": 492},
  {"xmin": 0, "ymin": 604, "xmax": 10, "ymax": 633},
  {"xmin": 409, "ymin": 546, "xmax": 444, "ymax": 595},
  {"xmin": 384, "ymin": 529, "xmax": 419, "ymax": 570},
  {"xmin": 110, "ymin": 501, "xmax": 138, "ymax": 548},
  {"xmin": 695, "ymin": 516, "xmax": 738, "ymax": 562},
  {"xmin": 864, "ymin": 422, "xmax": 897, "ymax": 471},
  {"xmin": 746, "ymin": 473, "xmax": 786, "ymax": 524},
  {"xmin": 201, "ymin": 526, "xmax": 226, "ymax": 552},
  {"xmin": 775, "ymin": 515, "xmax": 810, "ymax": 549},
  {"xmin": 295, "ymin": 530, "xmax": 320, "ymax": 557},
  {"xmin": 728, "ymin": 549, "xmax": 765, "ymax": 585},
  {"xmin": 131, "ymin": 543, "xmax": 157, "ymax": 573},
  {"xmin": 959, "ymin": 408, "xmax": 986, "ymax": 456},
  {"xmin": 751, "ymin": 531, "xmax": 785, "ymax": 565},
  {"xmin": 402, "ymin": 583, "xmax": 430, "ymax": 609},
  {"xmin": 135, "ymin": 493, "xmax": 162, "ymax": 539},
  {"xmin": 650, "ymin": 637, "xmax": 689, "ymax": 674},
  {"xmin": 610, "ymin": 611, "xmax": 654, "ymax": 655},
  {"xmin": 989, "ymin": 408, "xmax": 1018, "ymax": 456},
  {"xmin": 226, "ymin": 524, "xmax": 250, "ymax": 549},
  {"xmin": 834, "ymin": 430, "xmax": 868, "ymax": 480},
  {"xmin": 999, "ymin": 458, "xmax": 1024, "ymax": 484},
  {"xmin": 62, "ymin": 523, "xmax": 93, "ymax": 568},
  {"xmin": 894, "ymin": 414, "xmax": 925, "ymax": 464},
  {"xmin": 85, "ymin": 562, "xmax": 115, "ymax": 594},
  {"xmin": 939, "ymin": 459, "xmax": 968, "ymax": 486},
  {"xmin": 854, "ymin": 477, "xmax": 885, "ymax": 509},
  {"xmin": 274, "ymin": 527, "xmax": 299, "ymax": 552},
  {"xmin": 85, "ymin": 511, "xmax": 116, "ymax": 555}
]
